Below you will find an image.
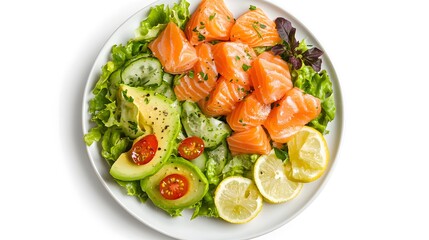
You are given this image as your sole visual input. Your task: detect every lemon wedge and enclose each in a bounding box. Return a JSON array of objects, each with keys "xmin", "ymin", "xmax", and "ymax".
[
  {"xmin": 286, "ymin": 126, "xmax": 330, "ymax": 183},
  {"xmin": 253, "ymin": 150, "xmax": 303, "ymax": 203},
  {"xmin": 214, "ymin": 176, "xmax": 263, "ymax": 224}
]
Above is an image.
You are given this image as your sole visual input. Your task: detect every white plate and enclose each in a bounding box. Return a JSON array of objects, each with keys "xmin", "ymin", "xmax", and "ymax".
[{"xmin": 82, "ymin": 0, "xmax": 343, "ymax": 239}]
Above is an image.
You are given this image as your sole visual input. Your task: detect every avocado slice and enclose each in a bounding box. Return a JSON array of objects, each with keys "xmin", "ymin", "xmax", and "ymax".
[
  {"xmin": 141, "ymin": 157, "xmax": 209, "ymax": 213},
  {"xmin": 110, "ymin": 85, "xmax": 180, "ymax": 181}
]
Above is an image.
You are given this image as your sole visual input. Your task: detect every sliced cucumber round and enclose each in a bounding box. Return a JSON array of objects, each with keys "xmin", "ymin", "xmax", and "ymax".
[{"xmin": 121, "ymin": 57, "xmax": 163, "ymax": 87}]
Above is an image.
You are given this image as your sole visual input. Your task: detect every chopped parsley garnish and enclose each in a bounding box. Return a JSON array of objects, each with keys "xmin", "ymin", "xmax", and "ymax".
[
  {"xmin": 242, "ymin": 64, "xmax": 251, "ymax": 71},
  {"xmin": 199, "ymin": 22, "xmax": 205, "ymax": 29},
  {"xmin": 209, "ymin": 12, "xmax": 216, "ymax": 21},
  {"xmin": 252, "ymin": 22, "xmax": 263, "ymax": 38},
  {"xmin": 188, "ymin": 70, "xmax": 194, "ymax": 79},
  {"xmin": 199, "ymin": 71, "xmax": 208, "ymax": 81},
  {"xmin": 198, "ymin": 32, "xmax": 205, "ymax": 41},
  {"xmin": 249, "ymin": 5, "xmax": 257, "ymax": 10}
]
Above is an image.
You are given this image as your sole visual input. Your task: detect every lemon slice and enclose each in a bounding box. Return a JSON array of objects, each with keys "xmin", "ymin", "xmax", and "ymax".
[
  {"xmin": 253, "ymin": 150, "xmax": 303, "ymax": 203},
  {"xmin": 214, "ymin": 176, "xmax": 263, "ymax": 224},
  {"xmin": 286, "ymin": 126, "xmax": 330, "ymax": 183}
]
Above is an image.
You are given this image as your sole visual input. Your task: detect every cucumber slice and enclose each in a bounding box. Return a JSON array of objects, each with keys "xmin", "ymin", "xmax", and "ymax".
[
  {"xmin": 181, "ymin": 101, "xmax": 231, "ymax": 149},
  {"xmin": 108, "ymin": 69, "xmax": 122, "ymax": 99},
  {"xmin": 121, "ymin": 57, "xmax": 163, "ymax": 87},
  {"xmin": 191, "ymin": 152, "xmax": 208, "ymax": 172}
]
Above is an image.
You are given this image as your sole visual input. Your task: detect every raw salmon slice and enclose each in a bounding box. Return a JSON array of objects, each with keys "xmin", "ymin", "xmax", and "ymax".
[
  {"xmin": 263, "ymin": 88, "xmax": 321, "ymax": 143},
  {"xmin": 212, "ymin": 41, "xmax": 257, "ymax": 86},
  {"xmin": 227, "ymin": 125, "xmax": 271, "ymax": 155},
  {"xmin": 149, "ymin": 22, "xmax": 198, "ymax": 74},
  {"xmin": 226, "ymin": 93, "xmax": 271, "ymax": 132},
  {"xmin": 174, "ymin": 43, "xmax": 218, "ymax": 102},
  {"xmin": 185, "ymin": 0, "xmax": 235, "ymax": 45},
  {"xmin": 250, "ymin": 51, "xmax": 292, "ymax": 104},
  {"xmin": 230, "ymin": 8, "xmax": 281, "ymax": 47},
  {"xmin": 198, "ymin": 76, "xmax": 249, "ymax": 117}
]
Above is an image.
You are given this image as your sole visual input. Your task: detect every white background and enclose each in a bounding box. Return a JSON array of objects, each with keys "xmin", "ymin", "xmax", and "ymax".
[{"xmin": 1, "ymin": 0, "xmax": 428, "ymax": 239}]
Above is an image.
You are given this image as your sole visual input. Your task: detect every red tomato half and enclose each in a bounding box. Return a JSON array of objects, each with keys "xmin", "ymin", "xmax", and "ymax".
[
  {"xmin": 178, "ymin": 136, "xmax": 205, "ymax": 160},
  {"xmin": 159, "ymin": 174, "xmax": 189, "ymax": 200},
  {"xmin": 130, "ymin": 134, "xmax": 158, "ymax": 165}
]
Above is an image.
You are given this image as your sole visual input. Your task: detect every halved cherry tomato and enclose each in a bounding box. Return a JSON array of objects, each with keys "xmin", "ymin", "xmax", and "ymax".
[
  {"xmin": 130, "ymin": 134, "xmax": 158, "ymax": 165},
  {"xmin": 178, "ymin": 136, "xmax": 205, "ymax": 160},
  {"xmin": 159, "ymin": 174, "xmax": 189, "ymax": 200}
]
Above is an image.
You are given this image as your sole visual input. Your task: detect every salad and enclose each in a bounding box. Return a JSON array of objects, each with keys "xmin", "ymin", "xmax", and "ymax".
[{"xmin": 84, "ymin": 0, "xmax": 335, "ymax": 223}]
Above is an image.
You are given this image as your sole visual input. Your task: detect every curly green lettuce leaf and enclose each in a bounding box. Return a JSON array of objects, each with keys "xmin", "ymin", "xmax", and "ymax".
[
  {"xmin": 111, "ymin": 42, "xmax": 149, "ymax": 67},
  {"xmin": 292, "ymin": 66, "xmax": 335, "ymax": 134},
  {"xmin": 134, "ymin": 0, "xmax": 190, "ymax": 41},
  {"xmin": 115, "ymin": 180, "xmax": 148, "ymax": 203},
  {"xmin": 203, "ymin": 141, "xmax": 229, "ymax": 185},
  {"xmin": 169, "ymin": 0, "xmax": 190, "ymax": 29},
  {"xmin": 191, "ymin": 189, "xmax": 219, "ymax": 219},
  {"xmin": 222, "ymin": 154, "xmax": 259, "ymax": 179},
  {"xmin": 159, "ymin": 208, "xmax": 184, "ymax": 217},
  {"xmin": 84, "ymin": 126, "xmax": 103, "ymax": 146},
  {"xmin": 100, "ymin": 126, "xmax": 132, "ymax": 164},
  {"xmin": 205, "ymin": 158, "xmax": 221, "ymax": 185}
]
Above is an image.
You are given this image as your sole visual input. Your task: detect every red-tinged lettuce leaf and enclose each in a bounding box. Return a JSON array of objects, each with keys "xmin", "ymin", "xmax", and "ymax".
[
  {"xmin": 271, "ymin": 44, "xmax": 286, "ymax": 55},
  {"xmin": 273, "ymin": 17, "xmax": 324, "ymax": 72},
  {"xmin": 275, "ymin": 17, "xmax": 299, "ymax": 50},
  {"xmin": 289, "ymin": 56, "xmax": 302, "ymax": 70},
  {"xmin": 303, "ymin": 47, "xmax": 324, "ymax": 72}
]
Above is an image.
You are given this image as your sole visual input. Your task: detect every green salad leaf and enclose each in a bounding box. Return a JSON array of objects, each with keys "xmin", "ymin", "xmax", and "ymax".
[
  {"xmin": 169, "ymin": 0, "xmax": 191, "ymax": 29},
  {"xmin": 205, "ymin": 158, "xmax": 221, "ymax": 185},
  {"xmin": 222, "ymin": 154, "xmax": 259, "ymax": 179},
  {"xmin": 134, "ymin": 0, "xmax": 190, "ymax": 41},
  {"xmin": 115, "ymin": 180, "xmax": 148, "ymax": 203},
  {"xmin": 192, "ymin": 189, "xmax": 219, "ymax": 219},
  {"xmin": 100, "ymin": 126, "xmax": 132, "ymax": 164}
]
